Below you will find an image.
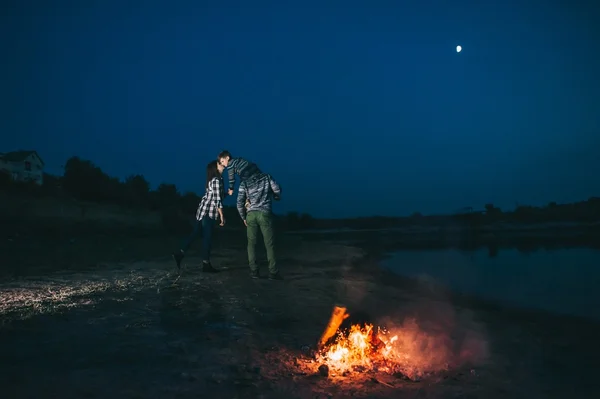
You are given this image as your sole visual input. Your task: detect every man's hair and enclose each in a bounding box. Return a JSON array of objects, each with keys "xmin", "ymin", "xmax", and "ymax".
[{"xmin": 217, "ymin": 150, "xmax": 231, "ymax": 160}]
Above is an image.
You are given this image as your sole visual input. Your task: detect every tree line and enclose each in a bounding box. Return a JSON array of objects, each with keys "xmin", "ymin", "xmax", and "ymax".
[
  {"xmin": 3, "ymin": 155, "xmax": 598, "ymax": 230},
  {"xmin": 0, "ymin": 156, "xmax": 316, "ymax": 230},
  {"xmin": 312, "ymin": 199, "xmax": 600, "ymax": 230}
]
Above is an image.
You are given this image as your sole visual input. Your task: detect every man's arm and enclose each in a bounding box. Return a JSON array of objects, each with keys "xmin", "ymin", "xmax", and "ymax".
[
  {"xmin": 269, "ymin": 175, "xmax": 281, "ymax": 200},
  {"xmin": 226, "ymin": 157, "xmax": 241, "ymax": 194},
  {"xmin": 236, "ymin": 182, "xmax": 248, "ymax": 221},
  {"xmin": 227, "ymin": 166, "xmax": 235, "ymax": 194}
]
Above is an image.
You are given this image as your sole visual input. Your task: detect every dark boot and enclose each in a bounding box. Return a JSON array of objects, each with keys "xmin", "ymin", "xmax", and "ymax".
[
  {"xmin": 172, "ymin": 251, "xmax": 184, "ymax": 270},
  {"xmin": 249, "ymin": 269, "xmax": 259, "ymax": 279},
  {"xmin": 202, "ymin": 261, "xmax": 219, "ymax": 273},
  {"xmin": 268, "ymin": 272, "xmax": 283, "ymax": 280}
]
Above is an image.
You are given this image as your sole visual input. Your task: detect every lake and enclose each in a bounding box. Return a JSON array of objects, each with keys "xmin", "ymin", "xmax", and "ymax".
[{"xmin": 382, "ymin": 247, "xmax": 600, "ymax": 320}]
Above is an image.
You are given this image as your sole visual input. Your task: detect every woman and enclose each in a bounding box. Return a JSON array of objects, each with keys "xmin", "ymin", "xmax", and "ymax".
[{"xmin": 172, "ymin": 160, "xmax": 225, "ymax": 272}]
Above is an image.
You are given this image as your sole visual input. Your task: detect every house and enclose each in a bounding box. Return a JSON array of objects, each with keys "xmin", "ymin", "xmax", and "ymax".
[{"xmin": 0, "ymin": 150, "xmax": 45, "ymax": 185}]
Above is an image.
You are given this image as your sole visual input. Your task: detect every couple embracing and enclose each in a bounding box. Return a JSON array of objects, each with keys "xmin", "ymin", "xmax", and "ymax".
[{"xmin": 172, "ymin": 151, "xmax": 282, "ymax": 280}]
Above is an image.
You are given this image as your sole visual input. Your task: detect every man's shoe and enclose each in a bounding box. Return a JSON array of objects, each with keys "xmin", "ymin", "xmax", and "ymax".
[
  {"xmin": 249, "ymin": 270, "xmax": 259, "ymax": 279},
  {"xmin": 268, "ymin": 272, "xmax": 283, "ymax": 281},
  {"xmin": 172, "ymin": 251, "xmax": 184, "ymax": 270},
  {"xmin": 202, "ymin": 261, "xmax": 219, "ymax": 273}
]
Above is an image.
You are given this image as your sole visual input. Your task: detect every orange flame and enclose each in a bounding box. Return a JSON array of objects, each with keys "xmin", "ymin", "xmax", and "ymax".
[
  {"xmin": 316, "ymin": 307, "xmax": 485, "ymax": 380},
  {"xmin": 317, "ymin": 322, "xmax": 400, "ymax": 374},
  {"xmin": 318, "ymin": 305, "xmax": 349, "ymax": 349}
]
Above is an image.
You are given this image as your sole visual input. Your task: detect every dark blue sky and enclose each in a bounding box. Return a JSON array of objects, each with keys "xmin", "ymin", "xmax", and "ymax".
[{"xmin": 2, "ymin": 0, "xmax": 599, "ymax": 218}]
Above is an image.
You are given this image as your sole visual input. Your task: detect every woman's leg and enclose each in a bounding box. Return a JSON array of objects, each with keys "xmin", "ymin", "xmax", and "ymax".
[
  {"xmin": 181, "ymin": 220, "xmax": 202, "ymax": 253},
  {"xmin": 173, "ymin": 220, "xmax": 201, "ymax": 269},
  {"xmin": 201, "ymin": 217, "xmax": 218, "ymax": 272}
]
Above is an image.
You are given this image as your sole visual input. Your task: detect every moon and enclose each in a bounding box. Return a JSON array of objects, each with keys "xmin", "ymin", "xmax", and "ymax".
[{"xmin": 456, "ymin": 45, "xmax": 462, "ymax": 53}]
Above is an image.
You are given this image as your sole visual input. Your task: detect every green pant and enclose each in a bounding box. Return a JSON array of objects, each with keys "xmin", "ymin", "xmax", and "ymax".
[{"xmin": 246, "ymin": 211, "xmax": 277, "ymax": 274}]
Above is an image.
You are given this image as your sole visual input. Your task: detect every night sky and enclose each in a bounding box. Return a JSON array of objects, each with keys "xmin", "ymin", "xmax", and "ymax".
[{"xmin": 2, "ymin": 0, "xmax": 599, "ymax": 218}]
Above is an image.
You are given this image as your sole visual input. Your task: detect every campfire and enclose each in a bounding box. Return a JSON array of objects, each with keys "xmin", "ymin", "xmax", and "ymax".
[
  {"xmin": 310, "ymin": 306, "xmax": 464, "ymax": 381},
  {"xmin": 258, "ymin": 304, "xmax": 486, "ymax": 394},
  {"xmin": 318, "ymin": 320, "xmax": 399, "ymax": 373}
]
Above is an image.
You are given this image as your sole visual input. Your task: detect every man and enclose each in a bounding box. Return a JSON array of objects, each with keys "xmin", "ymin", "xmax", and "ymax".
[
  {"xmin": 237, "ymin": 172, "xmax": 282, "ymax": 280},
  {"xmin": 217, "ymin": 150, "xmax": 261, "ymax": 196}
]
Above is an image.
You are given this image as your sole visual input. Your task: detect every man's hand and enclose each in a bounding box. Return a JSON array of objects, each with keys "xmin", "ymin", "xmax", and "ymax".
[
  {"xmin": 243, "ymin": 220, "xmax": 247, "ymax": 227},
  {"xmin": 220, "ymin": 217, "xmax": 226, "ymax": 227},
  {"xmin": 228, "ymin": 188, "xmax": 234, "ymax": 196}
]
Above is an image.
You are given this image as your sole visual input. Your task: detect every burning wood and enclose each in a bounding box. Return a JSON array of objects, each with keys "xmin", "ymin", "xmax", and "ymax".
[
  {"xmin": 318, "ymin": 305, "xmax": 349, "ymax": 349},
  {"xmin": 317, "ymin": 322, "xmax": 394, "ymax": 374},
  {"xmin": 313, "ymin": 306, "xmax": 471, "ymax": 381}
]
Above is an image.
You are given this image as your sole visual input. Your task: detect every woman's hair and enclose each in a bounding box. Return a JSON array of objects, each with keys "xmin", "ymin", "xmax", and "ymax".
[{"xmin": 206, "ymin": 160, "xmax": 221, "ymax": 188}]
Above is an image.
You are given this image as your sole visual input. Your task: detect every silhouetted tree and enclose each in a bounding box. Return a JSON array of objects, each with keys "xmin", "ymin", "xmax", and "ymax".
[
  {"xmin": 105, "ymin": 176, "xmax": 124, "ymax": 204},
  {"xmin": 41, "ymin": 173, "xmax": 61, "ymax": 194},
  {"xmin": 152, "ymin": 183, "xmax": 180, "ymax": 210},
  {"xmin": 484, "ymin": 203, "xmax": 502, "ymax": 222},
  {"xmin": 124, "ymin": 174, "xmax": 150, "ymax": 208},
  {"xmin": 513, "ymin": 205, "xmax": 541, "ymax": 224},
  {"xmin": 63, "ymin": 156, "xmax": 120, "ymax": 202},
  {"xmin": 180, "ymin": 191, "xmax": 200, "ymax": 214},
  {"xmin": 63, "ymin": 156, "xmax": 94, "ymax": 199}
]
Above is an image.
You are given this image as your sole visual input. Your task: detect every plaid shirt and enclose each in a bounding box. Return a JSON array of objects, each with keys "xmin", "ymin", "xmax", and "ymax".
[{"xmin": 196, "ymin": 177, "xmax": 224, "ymax": 221}]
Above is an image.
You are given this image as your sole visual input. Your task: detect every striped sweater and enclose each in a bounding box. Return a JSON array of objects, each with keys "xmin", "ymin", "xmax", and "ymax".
[
  {"xmin": 237, "ymin": 172, "xmax": 281, "ymax": 220},
  {"xmin": 226, "ymin": 157, "xmax": 261, "ymax": 191}
]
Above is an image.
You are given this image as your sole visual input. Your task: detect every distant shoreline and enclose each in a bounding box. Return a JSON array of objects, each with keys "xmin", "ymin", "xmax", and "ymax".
[
  {"xmin": 290, "ymin": 223, "xmax": 600, "ymax": 255},
  {"xmin": 288, "ymin": 220, "xmax": 600, "ymax": 235}
]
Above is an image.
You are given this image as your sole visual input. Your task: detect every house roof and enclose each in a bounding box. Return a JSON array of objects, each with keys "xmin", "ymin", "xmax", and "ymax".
[{"xmin": 0, "ymin": 150, "xmax": 45, "ymax": 166}]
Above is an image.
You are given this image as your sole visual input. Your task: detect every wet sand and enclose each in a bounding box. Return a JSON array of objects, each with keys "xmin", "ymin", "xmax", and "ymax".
[{"xmin": 1, "ymin": 229, "xmax": 599, "ymax": 398}]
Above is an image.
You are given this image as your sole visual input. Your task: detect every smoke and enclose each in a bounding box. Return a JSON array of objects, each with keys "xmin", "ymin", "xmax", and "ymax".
[{"xmin": 375, "ymin": 275, "xmax": 490, "ymax": 379}]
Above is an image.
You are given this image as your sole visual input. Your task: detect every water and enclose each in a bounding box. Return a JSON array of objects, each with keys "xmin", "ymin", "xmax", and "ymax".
[{"xmin": 382, "ymin": 247, "xmax": 600, "ymax": 320}]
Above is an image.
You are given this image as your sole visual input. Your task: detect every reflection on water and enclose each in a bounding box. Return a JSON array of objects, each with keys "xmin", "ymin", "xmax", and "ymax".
[{"xmin": 382, "ymin": 247, "xmax": 600, "ymax": 320}]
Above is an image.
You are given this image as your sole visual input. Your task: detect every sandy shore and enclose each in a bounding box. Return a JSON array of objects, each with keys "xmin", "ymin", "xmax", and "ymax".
[{"xmin": 1, "ymin": 231, "xmax": 599, "ymax": 398}]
